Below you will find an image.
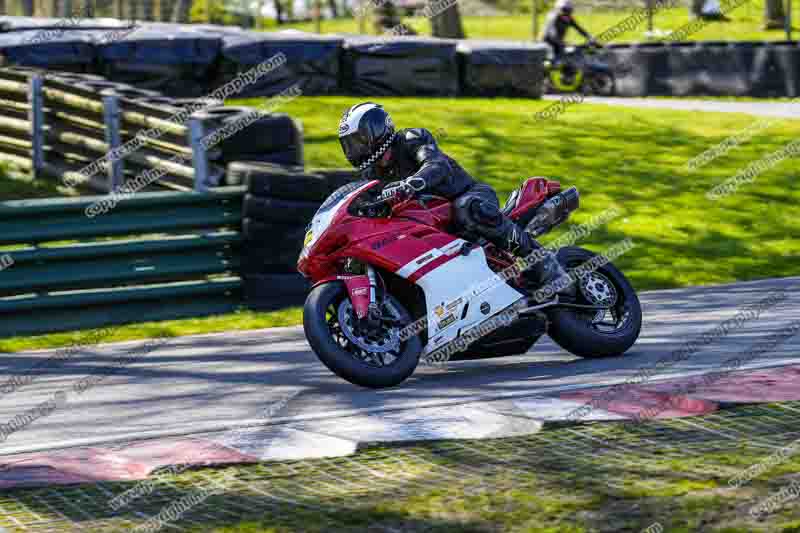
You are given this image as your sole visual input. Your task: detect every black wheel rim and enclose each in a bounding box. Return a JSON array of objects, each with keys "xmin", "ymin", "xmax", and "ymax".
[
  {"xmin": 325, "ymin": 297, "xmax": 406, "ymax": 368},
  {"xmin": 591, "ymin": 73, "xmax": 613, "ymax": 95},
  {"xmin": 566, "ymin": 260, "xmax": 632, "ymax": 334}
]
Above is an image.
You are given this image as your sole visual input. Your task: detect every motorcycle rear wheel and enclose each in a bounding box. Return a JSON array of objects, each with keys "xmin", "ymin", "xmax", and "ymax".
[
  {"xmin": 546, "ymin": 246, "xmax": 641, "ymax": 358},
  {"xmin": 587, "ymin": 72, "xmax": 616, "ymax": 96},
  {"xmin": 303, "ymin": 282, "xmax": 422, "ymax": 388}
]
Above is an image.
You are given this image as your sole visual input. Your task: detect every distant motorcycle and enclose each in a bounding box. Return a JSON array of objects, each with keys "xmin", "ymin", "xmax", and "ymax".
[
  {"xmin": 298, "ymin": 177, "xmax": 642, "ymax": 388},
  {"xmin": 545, "ymin": 43, "xmax": 616, "ymax": 96}
]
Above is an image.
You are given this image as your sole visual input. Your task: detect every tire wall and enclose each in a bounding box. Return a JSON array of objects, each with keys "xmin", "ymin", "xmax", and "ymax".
[
  {"xmin": 0, "ymin": 16, "xmax": 796, "ymax": 98},
  {"xmin": 232, "ymin": 162, "xmax": 359, "ymax": 309},
  {"xmin": 93, "ymin": 27, "xmax": 222, "ymax": 97},
  {"xmin": 218, "ymin": 34, "xmax": 342, "ymax": 97},
  {"xmin": 601, "ymin": 41, "xmax": 800, "ymax": 98},
  {"xmin": 457, "ymin": 40, "xmax": 549, "ymax": 97},
  {"xmin": 0, "ymin": 31, "xmax": 97, "ymax": 73},
  {"xmin": 192, "ymin": 106, "xmax": 304, "ymax": 172},
  {"xmin": 341, "ymin": 37, "xmax": 460, "ymax": 96}
]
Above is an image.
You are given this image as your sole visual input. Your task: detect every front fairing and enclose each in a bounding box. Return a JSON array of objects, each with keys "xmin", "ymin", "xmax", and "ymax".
[
  {"xmin": 302, "ymin": 180, "xmax": 371, "ymax": 253},
  {"xmin": 297, "ymin": 180, "xmax": 379, "ymax": 277}
]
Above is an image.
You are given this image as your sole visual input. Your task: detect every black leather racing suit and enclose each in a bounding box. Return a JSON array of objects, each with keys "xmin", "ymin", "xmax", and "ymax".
[
  {"xmin": 362, "ymin": 128, "xmax": 535, "ymax": 257},
  {"xmin": 542, "ymin": 11, "xmax": 591, "ymax": 59}
]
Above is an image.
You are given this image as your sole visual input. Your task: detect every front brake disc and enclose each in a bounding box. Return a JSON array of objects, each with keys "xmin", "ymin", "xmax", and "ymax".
[{"xmin": 337, "ymin": 300, "xmax": 401, "ymax": 354}]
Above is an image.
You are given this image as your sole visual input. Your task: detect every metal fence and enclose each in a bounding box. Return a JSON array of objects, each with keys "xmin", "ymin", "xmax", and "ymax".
[
  {"xmin": 0, "ymin": 186, "xmax": 244, "ymax": 337},
  {"xmin": 0, "ymin": 67, "xmax": 226, "ymax": 194},
  {"xmin": 0, "ymin": 0, "xmax": 690, "ymax": 23},
  {"xmin": 0, "ymin": 0, "xmax": 255, "ymax": 23},
  {"xmin": 1, "ymin": 0, "xmax": 193, "ymax": 22}
]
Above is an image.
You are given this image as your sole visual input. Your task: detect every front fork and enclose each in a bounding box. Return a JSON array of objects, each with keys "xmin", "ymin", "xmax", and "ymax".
[
  {"xmin": 366, "ymin": 266, "xmax": 381, "ymax": 323},
  {"xmin": 340, "ymin": 265, "xmax": 381, "ymax": 325}
]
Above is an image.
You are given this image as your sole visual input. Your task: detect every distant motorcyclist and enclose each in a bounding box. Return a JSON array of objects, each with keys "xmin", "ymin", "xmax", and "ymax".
[
  {"xmin": 542, "ymin": 0, "xmax": 595, "ymax": 68},
  {"xmin": 337, "ymin": 102, "xmax": 574, "ymax": 297}
]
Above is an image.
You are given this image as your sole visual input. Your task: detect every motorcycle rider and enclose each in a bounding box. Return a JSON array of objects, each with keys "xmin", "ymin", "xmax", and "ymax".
[
  {"xmin": 542, "ymin": 0, "xmax": 596, "ymax": 74},
  {"xmin": 337, "ymin": 101, "xmax": 574, "ymax": 297}
]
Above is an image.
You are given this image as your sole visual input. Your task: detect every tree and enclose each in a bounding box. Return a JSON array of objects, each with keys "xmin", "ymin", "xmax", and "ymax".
[
  {"xmin": 274, "ymin": 0, "xmax": 285, "ymax": 24},
  {"xmin": 190, "ymin": 0, "xmax": 252, "ymax": 25},
  {"xmin": 428, "ymin": 0, "xmax": 465, "ymax": 38},
  {"xmin": 190, "ymin": 0, "xmax": 227, "ymax": 22},
  {"xmin": 764, "ymin": 0, "xmax": 786, "ymax": 28},
  {"xmin": 171, "ymin": 0, "xmax": 192, "ymax": 22},
  {"xmin": 689, "ymin": 0, "xmax": 704, "ymax": 18}
]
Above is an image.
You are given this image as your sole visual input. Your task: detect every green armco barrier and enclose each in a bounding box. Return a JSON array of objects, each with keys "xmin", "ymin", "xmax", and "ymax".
[
  {"xmin": 0, "ymin": 187, "xmax": 245, "ymax": 338},
  {"xmin": 0, "ymin": 187, "xmax": 244, "ymax": 245}
]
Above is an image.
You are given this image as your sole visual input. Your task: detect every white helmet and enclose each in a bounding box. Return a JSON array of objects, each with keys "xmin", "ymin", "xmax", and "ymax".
[{"xmin": 556, "ymin": 0, "xmax": 574, "ymax": 13}]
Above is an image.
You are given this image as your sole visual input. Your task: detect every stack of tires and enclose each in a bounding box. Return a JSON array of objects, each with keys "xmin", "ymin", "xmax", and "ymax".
[
  {"xmin": 190, "ymin": 106, "xmax": 304, "ymax": 188},
  {"xmin": 91, "ymin": 24, "xmax": 222, "ymax": 97},
  {"xmin": 457, "ymin": 40, "xmax": 548, "ymax": 98},
  {"xmin": 232, "ymin": 161, "xmax": 359, "ymax": 310}
]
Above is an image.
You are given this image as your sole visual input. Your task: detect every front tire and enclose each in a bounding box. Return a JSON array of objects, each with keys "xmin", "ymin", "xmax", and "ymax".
[
  {"xmin": 303, "ymin": 282, "xmax": 422, "ymax": 389},
  {"xmin": 546, "ymin": 246, "xmax": 642, "ymax": 358}
]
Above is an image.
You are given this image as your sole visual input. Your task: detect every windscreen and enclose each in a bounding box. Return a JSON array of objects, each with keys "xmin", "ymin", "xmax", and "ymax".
[{"xmin": 314, "ymin": 180, "xmax": 370, "ymax": 217}]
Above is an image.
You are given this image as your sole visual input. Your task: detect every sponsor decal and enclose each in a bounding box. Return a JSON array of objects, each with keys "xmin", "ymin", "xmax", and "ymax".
[
  {"xmin": 440, "ymin": 239, "xmax": 466, "ymax": 256},
  {"xmin": 352, "ymin": 287, "xmax": 368, "ymax": 296},
  {"xmin": 480, "ymin": 302, "xmax": 491, "ymax": 315},
  {"xmin": 434, "ymin": 305, "xmax": 445, "ymax": 317},
  {"xmin": 416, "ymin": 253, "xmax": 434, "ymax": 265},
  {"xmin": 437, "ymin": 314, "xmax": 456, "ymax": 330},
  {"xmin": 371, "ymin": 235, "xmax": 399, "ymax": 250},
  {"xmin": 446, "ymin": 298, "xmax": 463, "ymax": 310}
]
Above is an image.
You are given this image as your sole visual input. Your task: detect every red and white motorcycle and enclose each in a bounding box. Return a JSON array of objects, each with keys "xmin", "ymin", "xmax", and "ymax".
[{"xmin": 297, "ymin": 177, "xmax": 641, "ymax": 388}]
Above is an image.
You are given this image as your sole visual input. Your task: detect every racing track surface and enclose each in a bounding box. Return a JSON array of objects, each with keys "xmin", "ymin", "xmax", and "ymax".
[
  {"xmin": 0, "ymin": 276, "xmax": 798, "ymax": 462},
  {"xmin": 544, "ymin": 95, "xmax": 800, "ymax": 118}
]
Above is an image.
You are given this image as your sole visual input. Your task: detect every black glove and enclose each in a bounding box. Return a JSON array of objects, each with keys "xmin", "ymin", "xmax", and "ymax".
[
  {"xmin": 379, "ymin": 177, "xmax": 426, "ymax": 204},
  {"xmin": 379, "ymin": 181, "xmax": 414, "ymax": 204}
]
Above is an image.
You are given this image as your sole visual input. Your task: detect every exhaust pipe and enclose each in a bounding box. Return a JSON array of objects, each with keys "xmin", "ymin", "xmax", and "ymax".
[{"xmin": 525, "ymin": 187, "xmax": 579, "ymax": 237}]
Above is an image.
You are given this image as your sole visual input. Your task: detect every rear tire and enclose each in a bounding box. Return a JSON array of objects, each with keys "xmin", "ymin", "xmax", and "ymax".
[
  {"xmin": 587, "ymin": 71, "xmax": 616, "ymax": 96},
  {"xmin": 546, "ymin": 246, "xmax": 641, "ymax": 358},
  {"xmin": 304, "ymin": 282, "xmax": 422, "ymax": 388}
]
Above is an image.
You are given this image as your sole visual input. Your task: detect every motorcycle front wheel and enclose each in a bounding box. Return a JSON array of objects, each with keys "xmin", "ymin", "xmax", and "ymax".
[
  {"xmin": 303, "ymin": 282, "xmax": 422, "ymax": 388},
  {"xmin": 546, "ymin": 246, "xmax": 642, "ymax": 358}
]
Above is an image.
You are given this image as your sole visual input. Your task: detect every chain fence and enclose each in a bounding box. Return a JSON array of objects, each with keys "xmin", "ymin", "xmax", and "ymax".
[
  {"xmin": 0, "ymin": 0, "xmax": 693, "ymax": 26},
  {"xmin": 0, "ymin": 401, "xmax": 799, "ymax": 531}
]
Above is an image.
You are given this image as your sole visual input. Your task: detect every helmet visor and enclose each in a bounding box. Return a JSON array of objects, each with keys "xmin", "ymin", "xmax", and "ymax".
[{"xmin": 339, "ymin": 132, "xmax": 371, "ymax": 168}]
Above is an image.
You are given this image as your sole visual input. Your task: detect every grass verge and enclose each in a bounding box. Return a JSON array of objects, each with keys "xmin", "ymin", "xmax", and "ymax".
[
  {"xmin": 0, "ymin": 168, "xmax": 77, "ymax": 201},
  {"xmin": 266, "ymin": 1, "xmax": 791, "ymax": 43},
  {"xmin": 3, "ymin": 96, "xmax": 798, "ymax": 350},
  {"xmin": 3, "ymin": 402, "xmax": 800, "ymax": 532},
  {"xmin": 0, "ymin": 307, "xmax": 303, "ymax": 353}
]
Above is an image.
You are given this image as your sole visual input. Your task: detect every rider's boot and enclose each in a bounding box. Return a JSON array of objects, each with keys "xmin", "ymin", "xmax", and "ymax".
[
  {"xmin": 484, "ymin": 211, "xmax": 576, "ymax": 299},
  {"xmin": 465, "ymin": 199, "xmax": 575, "ymax": 299},
  {"xmin": 523, "ymin": 240, "xmax": 576, "ymax": 300}
]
